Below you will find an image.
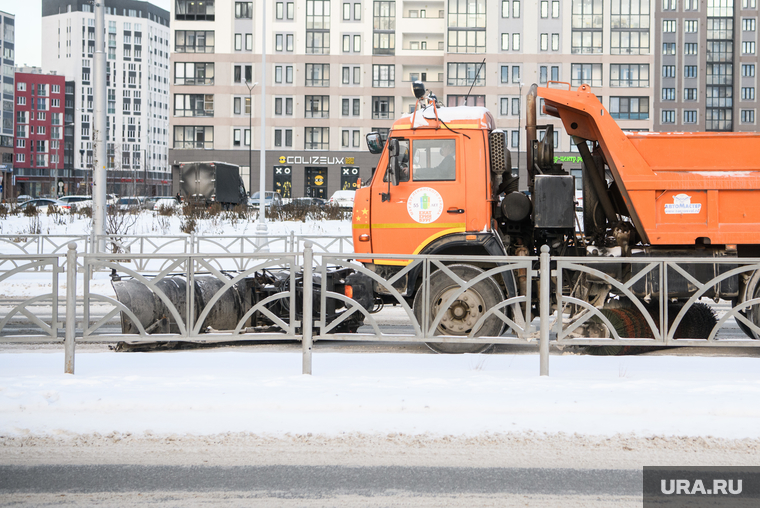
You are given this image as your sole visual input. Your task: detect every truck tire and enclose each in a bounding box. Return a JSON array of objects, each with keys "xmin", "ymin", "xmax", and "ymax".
[
  {"xmin": 737, "ymin": 271, "xmax": 760, "ymax": 340},
  {"xmin": 414, "ymin": 264, "xmax": 505, "ymax": 354}
]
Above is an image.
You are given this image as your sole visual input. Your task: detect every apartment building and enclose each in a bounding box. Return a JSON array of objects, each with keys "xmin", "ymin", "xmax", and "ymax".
[
  {"xmin": 170, "ymin": 0, "xmax": 656, "ymax": 198},
  {"xmin": 41, "ymin": 0, "xmax": 172, "ymax": 197},
  {"xmin": 0, "ymin": 11, "xmax": 14, "ymax": 200},
  {"xmin": 11, "ymin": 71, "xmax": 79, "ymax": 198},
  {"xmin": 655, "ymin": 0, "xmax": 760, "ymax": 132}
]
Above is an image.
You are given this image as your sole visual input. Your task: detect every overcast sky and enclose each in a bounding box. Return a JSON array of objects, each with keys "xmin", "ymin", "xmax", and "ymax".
[{"xmin": 3, "ymin": 0, "xmax": 171, "ymax": 68}]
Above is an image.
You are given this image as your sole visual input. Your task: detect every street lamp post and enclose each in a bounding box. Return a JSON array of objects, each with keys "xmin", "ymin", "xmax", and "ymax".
[{"xmin": 245, "ymin": 80, "xmax": 258, "ymax": 201}]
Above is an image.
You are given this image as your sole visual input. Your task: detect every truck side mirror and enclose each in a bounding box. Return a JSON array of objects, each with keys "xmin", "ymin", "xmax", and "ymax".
[
  {"xmin": 388, "ymin": 139, "xmax": 400, "ymax": 186},
  {"xmin": 366, "ymin": 132, "xmax": 384, "ymax": 154}
]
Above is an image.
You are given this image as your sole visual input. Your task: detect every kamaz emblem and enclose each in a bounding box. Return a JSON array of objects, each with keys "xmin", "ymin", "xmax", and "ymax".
[{"xmin": 664, "ymin": 193, "xmax": 701, "ymax": 214}]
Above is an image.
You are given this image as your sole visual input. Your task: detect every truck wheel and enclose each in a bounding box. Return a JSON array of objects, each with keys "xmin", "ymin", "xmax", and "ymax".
[
  {"xmin": 738, "ymin": 271, "xmax": 760, "ymax": 340},
  {"xmin": 414, "ymin": 264, "xmax": 504, "ymax": 354}
]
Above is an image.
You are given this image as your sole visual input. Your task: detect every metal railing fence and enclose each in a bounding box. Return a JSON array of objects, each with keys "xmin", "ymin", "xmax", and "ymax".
[{"xmin": 1, "ymin": 243, "xmax": 760, "ymax": 376}]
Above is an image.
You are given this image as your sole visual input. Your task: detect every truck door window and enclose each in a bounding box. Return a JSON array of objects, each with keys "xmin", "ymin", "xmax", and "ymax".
[
  {"xmin": 383, "ymin": 139, "xmax": 410, "ymax": 182},
  {"xmin": 412, "ymin": 139, "xmax": 456, "ymax": 181}
]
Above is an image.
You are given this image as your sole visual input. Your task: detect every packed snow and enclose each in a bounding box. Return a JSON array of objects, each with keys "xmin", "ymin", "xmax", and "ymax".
[{"xmin": 1, "ymin": 350, "xmax": 760, "ymax": 439}]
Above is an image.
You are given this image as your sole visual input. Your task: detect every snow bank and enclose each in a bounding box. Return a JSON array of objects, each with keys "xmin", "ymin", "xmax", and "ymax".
[{"xmin": 2, "ymin": 351, "xmax": 759, "ymax": 438}]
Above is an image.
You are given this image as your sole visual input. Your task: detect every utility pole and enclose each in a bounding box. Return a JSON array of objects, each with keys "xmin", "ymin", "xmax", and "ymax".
[
  {"xmin": 92, "ymin": 1, "xmax": 107, "ymax": 251},
  {"xmin": 257, "ymin": 0, "xmax": 268, "ymax": 238}
]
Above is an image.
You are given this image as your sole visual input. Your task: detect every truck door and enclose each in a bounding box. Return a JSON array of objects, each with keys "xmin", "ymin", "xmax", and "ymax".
[{"xmin": 369, "ymin": 137, "xmax": 466, "ymax": 258}]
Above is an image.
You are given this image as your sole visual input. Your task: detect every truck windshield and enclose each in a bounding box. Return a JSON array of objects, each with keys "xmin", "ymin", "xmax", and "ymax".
[{"xmin": 412, "ymin": 139, "xmax": 456, "ymax": 181}]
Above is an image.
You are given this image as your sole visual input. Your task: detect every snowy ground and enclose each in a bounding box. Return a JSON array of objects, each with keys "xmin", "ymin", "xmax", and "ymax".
[
  {"xmin": 2, "ymin": 350, "xmax": 760, "ymax": 439},
  {"xmin": 2, "ymin": 211, "xmax": 760, "ymax": 503}
]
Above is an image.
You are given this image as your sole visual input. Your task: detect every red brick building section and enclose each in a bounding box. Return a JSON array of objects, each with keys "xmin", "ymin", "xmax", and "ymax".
[{"xmin": 13, "ymin": 72, "xmax": 67, "ymax": 198}]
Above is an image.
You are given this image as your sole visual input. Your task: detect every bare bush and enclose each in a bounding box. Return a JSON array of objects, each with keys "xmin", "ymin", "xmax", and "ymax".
[
  {"xmin": 266, "ymin": 203, "xmax": 352, "ymax": 222},
  {"xmin": 105, "ymin": 205, "xmax": 139, "ymax": 253},
  {"xmin": 156, "ymin": 204, "xmax": 175, "ymax": 216}
]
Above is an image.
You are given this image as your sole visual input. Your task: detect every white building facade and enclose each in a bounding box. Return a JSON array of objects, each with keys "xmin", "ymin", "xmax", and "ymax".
[{"xmin": 42, "ymin": 0, "xmax": 172, "ymax": 196}]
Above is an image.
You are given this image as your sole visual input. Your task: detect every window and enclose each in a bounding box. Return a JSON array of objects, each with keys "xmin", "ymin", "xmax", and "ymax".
[
  {"xmin": 274, "ymin": 128, "xmax": 293, "ymax": 148},
  {"xmin": 373, "ymin": 1, "xmax": 396, "ymax": 55},
  {"xmin": 540, "ymin": 33, "xmax": 548, "ymax": 51},
  {"xmin": 501, "ymin": 33, "xmax": 509, "ymax": 50},
  {"xmin": 572, "ymin": 0, "xmax": 604, "ymax": 54},
  {"xmin": 611, "ymin": 0, "xmax": 650, "ymax": 55},
  {"xmin": 305, "ymin": 127, "xmax": 329, "ymax": 150},
  {"xmin": 173, "ymin": 126, "xmax": 213, "ymax": 149},
  {"xmin": 662, "ymin": 88, "xmax": 676, "ymax": 101},
  {"xmin": 17, "ymin": 82, "xmax": 26, "ymax": 91},
  {"xmin": 512, "ymin": 66, "xmax": 520, "ymax": 83},
  {"xmin": 541, "ymin": 0, "xmax": 549, "ymax": 17},
  {"xmin": 743, "ymin": 18, "xmax": 756, "ymax": 31},
  {"xmin": 275, "ymin": 97, "xmax": 293, "ymax": 116},
  {"xmin": 233, "ymin": 129, "xmax": 241, "ymax": 147},
  {"xmin": 685, "ymin": 20, "xmax": 698, "ymax": 32},
  {"xmin": 274, "ymin": 65, "xmax": 294, "ymax": 84},
  {"xmin": 175, "ymin": 0, "xmax": 215, "ymax": 20},
  {"xmin": 683, "ymin": 110, "xmax": 697, "ymax": 123},
  {"xmin": 17, "ymin": 96, "xmax": 25, "ymax": 106},
  {"xmin": 610, "ymin": 64, "xmax": 652, "ymax": 88},
  {"xmin": 663, "ymin": 20, "xmax": 676, "ymax": 32},
  {"xmin": 276, "ymin": 34, "xmax": 284, "ymax": 51},
  {"xmin": 551, "ymin": 66, "xmax": 559, "ymax": 81},
  {"xmin": 662, "ymin": 65, "xmax": 676, "ymax": 78},
  {"xmin": 741, "ymin": 109, "xmax": 755, "ymax": 123},
  {"xmin": 742, "ymin": 87, "xmax": 756, "ymax": 100},
  {"xmin": 411, "ymin": 139, "xmax": 457, "ymax": 181},
  {"xmin": 175, "ymin": 30, "xmax": 215, "ymax": 53},
  {"xmin": 552, "ymin": 34, "xmax": 559, "ymax": 51},
  {"xmin": 743, "ymin": 64, "xmax": 756, "ymax": 77},
  {"xmin": 661, "ymin": 110, "xmax": 676, "ymax": 123},
  {"xmin": 306, "ymin": 0, "xmax": 331, "ymax": 54},
  {"xmin": 447, "ymin": 95, "xmax": 485, "ymax": 107},
  {"xmin": 502, "ymin": 0, "xmax": 509, "ymax": 17},
  {"xmin": 235, "ymin": 34, "xmax": 242, "ymax": 51},
  {"xmin": 447, "ymin": 63, "xmax": 485, "ymax": 86},
  {"xmin": 743, "ymin": 0, "xmax": 758, "ymax": 7},
  {"xmin": 684, "ymin": 88, "xmax": 697, "ymax": 100},
  {"xmin": 684, "ymin": 65, "xmax": 698, "ymax": 78},
  {"xmin": 373, "ymin": 64, "xmax": 395, "ymax": 87},
  {"xmin": 685, "ymin": 43, "xmax": 698, "ymax": 54},
  {"xmin": 174, "ymin": 62, "xmax": 214, "ymax": 85},
  {"xmin": 306, "ymin": 64, "xmax": 330, "ymax": 86},
  {"xmin": 743, "ymin": 41, "xmax": 756, "ymax": 54},
  {"xmin": 341, "ymin": 98, "xmax": 361, "ymax": 116},
  {"xmin": 663, "ymin": 43, "xmax": 676, "ymax": 54},
  {"xmin": 174, "ymin": 94, "xmax": 214, "ymax": 117},
  {"xmin": 512, "ymin": 33, "xmax": 521, "ymax": 51},
  {"xmin": 235, "ymin": 2, "xmax": 252, "ymax": 18},
  {"xmin": 539, "ymin": 66, "xmax": 548, "ymax": 83},
  {"xmin": 246, "ymin": 34, "xmax": 252, "ymax": 51},
  {"xmin": 305, "ymin": 95, "xmax": 330, "ymax": 118},
  {"xmin": 663, "ymin": 0, "xmax": 677, "ymax": 9},
  {"xmin": 501, "ymin": 65, "xmax": 509, "ymax": 83},
  {"xmin": 372, "ymin": 96, "xmax": 395, "ymax": 119},
  {"xmin": 609, "ymin": 97, "xmax": 649, "ymax": 119},
  {"xmin": 572, "ymin": 63, "xmax": 602, "ymax": 87},
  {"xmin": 448, "ymin": 0, "xmax": 486, "ymax": 53}
]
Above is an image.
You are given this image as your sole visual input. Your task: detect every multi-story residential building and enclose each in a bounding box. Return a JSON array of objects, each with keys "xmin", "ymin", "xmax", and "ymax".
[
  {"xmin": 12, "ymin": 70, "xmax": 73, "ymax": 197},
  {"xmin": 0, "ymin": 11, "xmax": 14, "ymax": 200},
  {"xmin": 41, "ymin": 0, "xmax": 172, "ymax": 197},
  {"xmin": 170, "ymin": 1, "xmax": 656, "ymax": 198},
  {"xmin": 655, "ymin": 0, "xmax": 759, "ymax": 132}
]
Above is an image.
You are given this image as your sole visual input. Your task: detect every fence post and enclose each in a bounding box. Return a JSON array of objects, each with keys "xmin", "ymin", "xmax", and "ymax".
[
  {"xmin": 302, "ymin": 241, "xmax": 314, "ymax": 375},
  {"xmin": 290, "ymin": 231, "xmax": 295, "ymax": 253},
  {"xmin": 539, "ymin": 244, "xmax": 550, "ymax": 377},
  {"xmin": 65, "ymin": 242, "xmax": 77, "ymax": 375}
]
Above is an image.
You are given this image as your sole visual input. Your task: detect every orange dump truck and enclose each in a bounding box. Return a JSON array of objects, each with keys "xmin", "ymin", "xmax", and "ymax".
[{"xmin": 349, "ymin": 81, "xmax": 760, "ymax": 351}]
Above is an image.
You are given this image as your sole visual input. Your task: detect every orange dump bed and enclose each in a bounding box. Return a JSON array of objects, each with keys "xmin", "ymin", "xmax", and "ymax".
[{"xmin": 540, "ymin": 84, "xmax": 760, "ymax": 245}]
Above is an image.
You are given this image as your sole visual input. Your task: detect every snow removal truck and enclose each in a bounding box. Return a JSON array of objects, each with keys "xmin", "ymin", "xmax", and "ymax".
[{"xmin": 113, "ymin": 81, "xmax": 760, "ymax": 352}]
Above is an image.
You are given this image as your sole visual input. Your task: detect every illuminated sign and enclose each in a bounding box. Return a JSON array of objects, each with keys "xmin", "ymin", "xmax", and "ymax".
[{"xmin": 278, "ymin": 156, "xmax": 355, "ymax": 165}]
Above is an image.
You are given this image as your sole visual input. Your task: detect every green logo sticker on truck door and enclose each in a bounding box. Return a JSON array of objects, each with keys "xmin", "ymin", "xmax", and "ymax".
[{"xmin": 407, "ymin": 187, "xmax": 444, "ymax": 224}]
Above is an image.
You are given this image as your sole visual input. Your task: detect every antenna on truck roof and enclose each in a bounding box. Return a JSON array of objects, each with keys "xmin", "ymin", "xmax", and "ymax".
[{"xmin": 463, "ymin": 58, "xmax": 486, "ymax": 106}]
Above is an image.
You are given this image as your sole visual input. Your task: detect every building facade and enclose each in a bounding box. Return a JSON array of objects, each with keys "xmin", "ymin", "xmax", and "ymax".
[
  {"xmin": 41, "ymin": 0, "xmax": 172, "ymax": 197},
  {"xmin": 655, "ymin": 0, "xmax": 760, "ymax": 132},
  {"xmin": 169, "ymin": 0, "xmax": 657, "ymax": 198},
  {"xmin": 12, "ymin": 71, "xmax": 73, "ymax": 198},
  {"xmin": 0, "ymin": 11, "xmax": 14, "ymax": 200}
]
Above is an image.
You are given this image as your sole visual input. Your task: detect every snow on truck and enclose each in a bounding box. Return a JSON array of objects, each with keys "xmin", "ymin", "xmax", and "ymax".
[{"xmin": 114, "ymin": 82, "xmax": 760, "ymax": 352}]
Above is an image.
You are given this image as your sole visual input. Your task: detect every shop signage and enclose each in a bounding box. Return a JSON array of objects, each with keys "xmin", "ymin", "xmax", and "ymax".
[{"xmin": 278, "ymin": 156, "xmax": 356, "ymax": 165}]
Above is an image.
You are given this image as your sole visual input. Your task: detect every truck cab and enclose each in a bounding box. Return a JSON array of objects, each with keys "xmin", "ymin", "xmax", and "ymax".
[{"xmin": 353, "ymin": 105, "xmax": 509, "ymax": 270}]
